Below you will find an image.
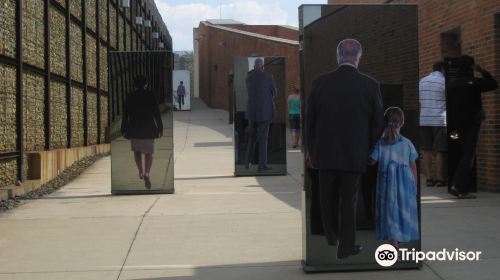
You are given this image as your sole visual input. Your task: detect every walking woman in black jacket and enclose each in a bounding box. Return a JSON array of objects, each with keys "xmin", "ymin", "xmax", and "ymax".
[{"xmin": 121, "ymin": 75, "xmax": 163, "ymax": 189}]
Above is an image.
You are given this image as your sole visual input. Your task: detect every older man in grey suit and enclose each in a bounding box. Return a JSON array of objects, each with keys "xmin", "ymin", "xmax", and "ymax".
[{"xmin": 244, "ymin": 58, "xmax": 277, "ymax": 171}]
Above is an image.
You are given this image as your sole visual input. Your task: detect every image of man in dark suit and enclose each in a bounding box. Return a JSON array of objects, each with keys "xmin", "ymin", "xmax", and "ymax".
[
  {"xmin": 244, "ymin": 58, "xmax": 277, "ymax": 171},
  {"xmin": 306, "ymin": 39, "xmax": 384, "ymax": 259}
]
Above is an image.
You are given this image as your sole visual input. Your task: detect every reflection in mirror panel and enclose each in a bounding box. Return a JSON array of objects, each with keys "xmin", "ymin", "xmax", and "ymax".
[
  {"xmin": 233, "ymin": 57, "xmax": 287, "ymax": 176},
  {"xmin": 109, "ymin": 52, "xmax": 174, "ymax": 194},
  {"xmin": 300, "ymin": 4, "xmax": 421, "ymax": 271},
  {"xmin": 443, "ymin": 57, "xmax": 477, "ymax": 193},
  {"xmin": 173, "ymin": 70, "xmax": 191, "ymax": 111}
]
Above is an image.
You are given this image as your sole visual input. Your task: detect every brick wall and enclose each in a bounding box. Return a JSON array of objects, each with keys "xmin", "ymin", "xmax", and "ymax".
[
  {"xmin": 323, "ymin": 0, "xmax": 500, "ymax": 191},
  {"xmin": 197, "ymin": 22, "xmax": 300, "ymax": 112}
]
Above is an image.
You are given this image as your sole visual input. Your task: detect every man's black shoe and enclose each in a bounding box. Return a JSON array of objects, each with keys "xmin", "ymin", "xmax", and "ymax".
[
  {"xmin": 258, "ymin": 166, "xmax": 272, "ymax": 172},
  {"xmin": 337, "ymin": 245, "xmax": 363, "ymax": 259}
]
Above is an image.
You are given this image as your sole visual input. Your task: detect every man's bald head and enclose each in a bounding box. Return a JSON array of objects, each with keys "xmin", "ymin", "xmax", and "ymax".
[
  {"xmin": 254, "ymin": 58, "xmax": 264, "ymax": 71},
  {"xmin": 337, "ymin": 39, "xmax": 362, "ymax": 68}
]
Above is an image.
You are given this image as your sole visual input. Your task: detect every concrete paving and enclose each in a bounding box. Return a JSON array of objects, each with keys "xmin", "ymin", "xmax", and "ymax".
[{"xmin": 1, "ymin": 99, "xmax": 499, "ymax": 280}]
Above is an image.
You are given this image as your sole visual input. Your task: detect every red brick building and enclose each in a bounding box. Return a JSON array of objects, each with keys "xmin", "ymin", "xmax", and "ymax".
[
  {"xmin": 328, "ymin": 0, "xmax": 500, "ymax": 191},
  {"xmin": 194, "ymin": 20, "xmax": 300, "ymax": 112}
]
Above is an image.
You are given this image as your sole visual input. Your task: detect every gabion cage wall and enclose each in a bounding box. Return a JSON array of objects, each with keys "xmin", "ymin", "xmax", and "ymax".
[{"xmin": 0, "ymin": 0, "xmax": 173, "ymax": 188}]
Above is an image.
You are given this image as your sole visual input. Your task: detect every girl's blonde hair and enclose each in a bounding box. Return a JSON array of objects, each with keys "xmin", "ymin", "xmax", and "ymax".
[{"xmin": 383, "ymin": 107, "xmax": 405, "ymax": 144}]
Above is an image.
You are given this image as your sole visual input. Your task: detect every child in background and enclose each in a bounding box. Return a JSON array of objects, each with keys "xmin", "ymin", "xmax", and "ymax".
[{"xmin": 370, "ymin": 107, "xmax": 420, "ymax": 249}]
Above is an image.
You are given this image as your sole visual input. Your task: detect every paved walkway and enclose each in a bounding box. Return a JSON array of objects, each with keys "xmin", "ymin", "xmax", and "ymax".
[{"xmin": 0, "ymin": 99, "xmax": 499, "ymax": 280}]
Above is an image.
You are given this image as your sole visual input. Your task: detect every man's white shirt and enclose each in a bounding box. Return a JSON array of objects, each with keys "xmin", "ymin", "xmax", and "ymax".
[{"xmin": 419, "ymin": 71, "xmax": 446, "ymax": 127}]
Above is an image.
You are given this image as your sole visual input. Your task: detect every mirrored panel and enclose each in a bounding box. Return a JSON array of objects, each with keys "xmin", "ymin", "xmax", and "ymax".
[
  {"xmin": 173, "ymin": 70, "xmax": 191, "ymax": 111},
  {"xmin": 109, "ymin": 51, "xmax": 174, "ymax": 194},
  {"xmin": 443, "ymin": 57, "xmax": 477, "ymax": 193},
  {"xmin": 300, "ymin": 4, "xmax": 420, "ymax": 271},
  {"xmin": 233, "ymin": 57, "xmax": 287, "ymax": 176}
]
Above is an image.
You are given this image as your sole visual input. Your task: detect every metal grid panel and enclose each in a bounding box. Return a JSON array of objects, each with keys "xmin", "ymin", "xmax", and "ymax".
[
  {"xmin": 100, "ymin": 95, "xmax": 108, "ymax": 143},
  {"xmin": 69, "ymin": 0, "xmax": 81, "ymax": 19},
  {"xmin": 70, "ymin": 21, "xmax": 83, "ymax": 83},
  {"xmin": 99, "ymin": 0, "xmax": 108, "ymax": 41},
  {"xmin": 49, "ymin": 5, "xmax": 66, "ymax": 77},
  {"xmin": 0, "ymin": 65, "xmax": 18, "ymax": 153},
  {"xmin": 100, "ymin": 42, "xmax": 108, "ymax": 91},
  {"xmin": 109, "ymin": 4, "xmax": 117, "ymax": 49},
  {"xmin": 0, "ymin": 0, "xmax": 16, "ymax": 58},
  {"xmin": 86, "ymin": 91, "xmax": 97, "ymax": 145},
  {"xmin": 22, "ymin": 0, "xmax": 45, "ymax": 68},
  {"xmin": 86, "ymin": 33, "xmax": 97, "ymax": 88},
  {"xmin": 70, "ymin": 86, "xmax": 84, "ymax": 147},
  {"xmin": 49, "ymin": 80, "xmax": 67, "ymax": 149},
  {"xmin": 86, "ymin": 0, "xmax": 96, "ymax": 32},
  {"xmin": 22, "ymin": 71, "xmax": 45, "ymax": 151},
  {"xmin": 0, "ymin": 159, "xmax": 17, "ymax": 187}
]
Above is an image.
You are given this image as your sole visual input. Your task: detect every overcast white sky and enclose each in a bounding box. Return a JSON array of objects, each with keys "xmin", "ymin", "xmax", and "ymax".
[{"xmin": 155, "ymin": 0, "xmax": 326, "ymax": 51}]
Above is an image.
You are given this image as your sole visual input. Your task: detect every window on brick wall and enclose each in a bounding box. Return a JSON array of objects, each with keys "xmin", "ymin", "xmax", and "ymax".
[{"xmin": 441, "ymin": 27, "xmax": 461, "ymax": 58}]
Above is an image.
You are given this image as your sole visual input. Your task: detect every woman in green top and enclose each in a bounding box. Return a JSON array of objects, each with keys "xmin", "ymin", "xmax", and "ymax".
[{"xmin": 288, "ymin": 88, "xmax": 302, "ymax": 148}]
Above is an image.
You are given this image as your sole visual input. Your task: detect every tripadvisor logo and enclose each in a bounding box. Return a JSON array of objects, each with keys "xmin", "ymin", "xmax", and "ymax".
[
  {"xmin": 375, "ymin": 244, "xmax": 482, "ymax": 267},
  {"xmin": 375, "ymin": 244, "xmax": 398, "ymax": 267}
]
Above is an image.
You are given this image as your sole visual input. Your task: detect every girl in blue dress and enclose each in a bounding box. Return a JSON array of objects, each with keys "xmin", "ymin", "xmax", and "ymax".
[{"xmin": 370, "ymin": 107, "xmax": 420, "ymax": 249}]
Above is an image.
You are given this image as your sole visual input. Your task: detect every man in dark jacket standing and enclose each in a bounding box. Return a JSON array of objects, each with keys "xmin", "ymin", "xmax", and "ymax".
[
  {"xmin": 244, "ymin": 58, "xmax": 277, "ymax": 171},
  {"xmin": 176, "ymin": 81, "xmax": 186, "ymax": 110},
  {"xmin": 447, "ymin": 55, "xmax": 498, "ymax": 199},
  {"xmin": 306, "ymin": 39, "xmax": 384, "ymax": 259}
]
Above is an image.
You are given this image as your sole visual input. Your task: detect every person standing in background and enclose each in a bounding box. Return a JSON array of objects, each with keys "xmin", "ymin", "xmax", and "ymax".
[
  {"xmin": 419, "ymin": 62, "xmax": 447, "ymax": 187},
  {"xmin": 447, "ymin": 55, "xmax": 498, "ymax": 199},
  {"xmin": 288, "ymin": 88, "xmax": 301, "ymax": 148},
  {"xmin": 176, "ymin": 81, "xmax": 186, "ymax": 110}
]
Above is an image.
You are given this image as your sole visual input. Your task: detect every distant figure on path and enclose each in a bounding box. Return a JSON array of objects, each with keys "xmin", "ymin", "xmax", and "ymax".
[
  {"xmin": 176, "ymin": 81, "xmax": 186, "ymax": 110},
  {"xmin": 288, "ymin": 88, "xmax": 301, "ymax": 148}
]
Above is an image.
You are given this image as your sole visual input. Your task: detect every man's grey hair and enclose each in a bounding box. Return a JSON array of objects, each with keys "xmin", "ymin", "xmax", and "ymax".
[
  {"xmin": 254, "ymin": 58, "xmax": 264, "ymax": 69},
  {"xmin": 337, "ymin": 39, "xmax": 362, "ymax": 66}
]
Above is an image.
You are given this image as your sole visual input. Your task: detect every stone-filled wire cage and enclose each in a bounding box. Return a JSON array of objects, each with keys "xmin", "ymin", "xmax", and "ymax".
[{"xmin": 0, "ymin": 0, "xmax": 173, "ymax": 188}]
